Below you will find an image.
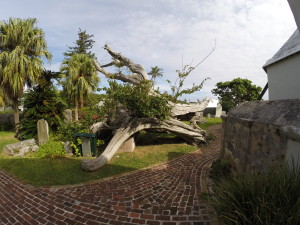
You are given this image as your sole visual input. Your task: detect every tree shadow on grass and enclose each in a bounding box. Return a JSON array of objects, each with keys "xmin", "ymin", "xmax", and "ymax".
[
  {"xmin": 0, "ymin": 157, "xmax": 137, "ymax": 187},
  {"xmin": 136, "ymin": 131, "xmax": 186, "ymax": 146},
  {"xmin": 167, "ymin": 152, "xmax": 187, "ymax": 161}
]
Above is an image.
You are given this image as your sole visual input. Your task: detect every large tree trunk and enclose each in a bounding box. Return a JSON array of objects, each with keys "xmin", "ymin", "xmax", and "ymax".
[
  {"xmin": 79, "ymin": 99, "xmax": 83, "ymax": 109},
  {"xmin": 82, "ymin": 117, "xmax": 206, "ymax": 171},
  {"xmin": 13, "ymin": 101, "xmax": 19, "ymax": 127},
  {"xmin": 74, "ymin": 99, "xmax": 79, "ymax": 121},
  {"xmin": 81, "ymin": 45, "xmax": 209, "ymax": 171}
]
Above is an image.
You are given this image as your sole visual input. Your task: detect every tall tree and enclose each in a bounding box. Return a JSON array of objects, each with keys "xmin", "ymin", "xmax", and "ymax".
[
  {"xmin": 17, "ymin": 70, "xmax": 66, "ymax": 140},
  {"xmin": 82, "ymin": 45, "xmax": 211, "ymax": 171},
  {"xmin": 64, "ymin": 28, "xmax": 95, "ymax": 57},
  {"xmin": 0, "ymin": 18, "xmax": 51, "ymax": 126},
  {"xmin": 61, "ymin": 28, "xmax": 99, "ymax": 119},
  {"xmin": 148, "ymin": 66, "xmax": 163, "ymax": 86},
  {"xmin": 212, "ymin": 77, "xmax": 262, "ymax": 112},
  {"xmin": 61, "ymin": 53, "xmax": 99, "ymax": 121}
]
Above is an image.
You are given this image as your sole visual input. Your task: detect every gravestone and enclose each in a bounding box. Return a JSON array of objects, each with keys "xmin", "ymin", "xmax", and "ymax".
[
  {"xmin": 81, "ymin": 138, "xmax": 92, "ymax": 157},
  {"xmin": 63, "ymin": 141, "xmax": 73, "ymax": 156},
  {"xmin": 64, "ymin": 109, "xmax": 72, "ymax": 122},
  {"xmin": 207, "ymin": 113, "xmax": 211, "ymax": 118},
  {"xmin": 37, "ymin": 119, "xmax": 49, "ymax": 145},
  {"xmin": 215, "ymin": 103, "xmax": 222, "ymax": 117},
  {"xmin": 117, "ymin": 137, "xmax": 135, "ymax": 153}
]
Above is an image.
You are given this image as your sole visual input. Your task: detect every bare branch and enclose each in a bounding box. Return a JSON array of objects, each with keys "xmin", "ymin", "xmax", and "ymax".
[
  {"xmin": 193, "ymin": 39, "xmax": 216, "ymax": 70},
  {"xmin": 93, "ymin": 59, "xmax": 141, "ymax": 85},
  {"xmin": 104, "ymin": 44, "xmax": 149, "ymax": 81},
  {"xmin": 100, "ymin": 62, "xmax": 115, "ymax": 68}
]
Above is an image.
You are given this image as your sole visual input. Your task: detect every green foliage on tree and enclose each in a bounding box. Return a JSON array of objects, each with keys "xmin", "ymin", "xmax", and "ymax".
[
  {"xmin": 64, "ymin": 28, "xmax": 95, "ymax": 57},
  {"xmin": 148, "ymin": 66, "xmax": 163, "ymax": 86},
  {"xmin": 212, "ymin": 77, "xmax": 262, "ymax": 112},
  {"xmin": 61, "ymin": 53, "xmax": 99, "ymax": 120},
  {"xmin": 85, "ymin": 93, "xmax": 106, "ymax": 107},
  {"xmin": 167, "ymin": 64, "xmax": 210, "ymax": 102},
  {"xmin": 61, "ymin": 29, "xmax": 99, "ymax": 121},
  {"xmin": 102, "ymin": 80, "xmax": 171, "ymax": 120},
  {"xmin": 17, "ymin": 70, "xmax": 66, "ymax": 140},
  {"xmin": 0, "ymin": 18, "xmax": 51, "ymax": 126}
]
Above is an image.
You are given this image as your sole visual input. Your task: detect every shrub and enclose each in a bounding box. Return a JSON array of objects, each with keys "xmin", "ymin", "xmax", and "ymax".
[
  {"xmin": 58, "ymin": 122, "xmax": 86, "ymax": 142},
  {"xmin": 102, "ymin": 80, "xmax": 171, "ymax": 120},
  {"xmin": 210, "ymin": 159, "xmax": 232, "ymax": 181},
  {"xmin": 17, "ymin": 86, "xmax": 66, "ymax": 140},
  {"xmin": 210, "ymin": 164, "xmax": 300, "ymax": 225},
  {"xmin": 78, "ymin": 106, "xmax": 103, "ymax": 127},
  {"xmin": 34, "ymin": 138, "xmax": 65, "ymax": 158},
  {"xmin": 0, "ymin": 122, "xmax": 14, "ymax": 131}
]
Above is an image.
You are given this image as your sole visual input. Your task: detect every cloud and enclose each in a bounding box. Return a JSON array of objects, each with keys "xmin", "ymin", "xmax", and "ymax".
[{"xmin": 1, "ymin": 0, "xmax": 297, "ymax": 101}]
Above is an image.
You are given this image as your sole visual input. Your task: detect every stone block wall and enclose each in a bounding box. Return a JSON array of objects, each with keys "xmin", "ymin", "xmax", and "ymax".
[
  {"xmin": 221, "ymin": 116, "xmax": 287, "ymax": 172},
  {"xmin": 220, "ymin": 99, "xmax": 300, "ymax": 173},
  {"xmin": 0, "ymin": 114, "xmax": 15, "ymax": 124}
]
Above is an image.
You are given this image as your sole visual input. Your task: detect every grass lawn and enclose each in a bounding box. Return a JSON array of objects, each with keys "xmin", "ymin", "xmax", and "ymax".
[
  {"xmin": 199, "ymin": 117, "xmax": 222, "ymax": 129},
  {"xmin": 0, "ymin": 142, "xmax": 196, "ymax": 186},
  {"xmin": 0, "ymin": 117, "xmax": 222, "ymax": 186},
  {"xmin": 0, "ymin": 131, "xmax": 19, "ymax": 150}
]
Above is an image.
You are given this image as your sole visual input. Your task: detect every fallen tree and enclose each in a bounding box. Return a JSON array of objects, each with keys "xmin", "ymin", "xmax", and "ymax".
[{"xmin": 82, "ymin": 45, "xmax": 210, "ymax": 171}]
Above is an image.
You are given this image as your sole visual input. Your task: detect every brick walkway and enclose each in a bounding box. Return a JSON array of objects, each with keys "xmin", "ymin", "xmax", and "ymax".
[{"xmin": 0, "ymin": 125, "xmax": 221, "ymax": 225}]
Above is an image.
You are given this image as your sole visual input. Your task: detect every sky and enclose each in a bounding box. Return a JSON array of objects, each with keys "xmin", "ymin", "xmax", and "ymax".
[{"xmin": 1, "ymin": 0, "xmax": 297, "ymax": 101}]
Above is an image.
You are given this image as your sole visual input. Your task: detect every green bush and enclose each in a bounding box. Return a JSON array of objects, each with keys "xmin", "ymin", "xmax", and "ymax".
[
  {"xmin": 210, "ymin": 164, "xmax": 300, "ymax": 225},
  {"xmin": 0, "ymin": 110, "xmax": 14, "ymax": 114},
  {"xmin": 0, "ymin": 122, "xmax": 14, "ymax": 131},
  {"xmin": 78, "ymin": 106, "xmax": 103, "ymax": 127},
  {"xmin": 59, "ymin": 121, "xmax": 86, "ymax": 142},
  {"xmin": 103, "ymin": 80, "xmax": 171, "ymax": 120},
  {"xmin": 33, "ymin": 138, "xmax": 65, "ymax": 158},
  {"xmin": 17, "ymin": 86, "xmax": 66, "ymax": 140},
  {"xmin": 210, "ymin": 159, "xmax": 232, "ymax": 181}
]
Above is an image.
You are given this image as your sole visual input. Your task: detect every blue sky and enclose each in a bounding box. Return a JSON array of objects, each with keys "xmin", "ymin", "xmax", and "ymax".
[{"xmin": 1, "ymin": 0, "xmax": 297, "ymax": 101}]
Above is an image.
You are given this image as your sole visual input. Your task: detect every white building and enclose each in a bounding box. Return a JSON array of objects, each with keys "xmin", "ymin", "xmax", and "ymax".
[
  {"xmin": 263, "ymin": 0, "xmax": 300, "ymax": 100},
  {"xmin": 203, "ymin": 99, "xmax": 222, "ymax": 118},
  {"xmin": 263, "ymin": 30, "xmax": 300, "ymax": 100}
]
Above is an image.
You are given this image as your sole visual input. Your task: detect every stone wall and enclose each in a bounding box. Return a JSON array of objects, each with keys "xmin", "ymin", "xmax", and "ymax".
[
  {"xmin": 0, "ymin": 114, "xmax": 15, "ymax": 124},
  {"xmin": 221, "ymin": 99, "xmax": 300, "ymax": 172}
]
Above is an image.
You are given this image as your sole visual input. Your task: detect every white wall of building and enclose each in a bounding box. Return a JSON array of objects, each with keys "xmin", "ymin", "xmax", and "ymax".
[
  {"xmin": 267, "ymin": 53, "xmax": 300, "ymax": 100},
  {"xmin": 287, "ymin": 139, "xmax": 300, "ymax": 167}
]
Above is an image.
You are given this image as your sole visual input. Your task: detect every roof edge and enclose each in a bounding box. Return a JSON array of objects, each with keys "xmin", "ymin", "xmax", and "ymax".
[{"xmin": 263, "ymin": 29, "xmax": 300, "ymax": 71}]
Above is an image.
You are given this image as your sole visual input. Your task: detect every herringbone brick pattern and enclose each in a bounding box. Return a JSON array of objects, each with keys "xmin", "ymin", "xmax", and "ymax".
[{"xmin": 0, "ymin": 125, "xmax": 221, "ymax": 225}]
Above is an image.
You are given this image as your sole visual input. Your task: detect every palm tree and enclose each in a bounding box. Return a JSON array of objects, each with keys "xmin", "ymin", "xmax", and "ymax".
[
  {"xmin": 148, "ymin": 66, "xmax": 163, "ymax": 87},
  {"xmin": 61, "ymin": 53, "xmax": 99, "ymax": 121},
  {"xmin": 0, "ymin": 18, "xmax": 51, "ymax": 126}
]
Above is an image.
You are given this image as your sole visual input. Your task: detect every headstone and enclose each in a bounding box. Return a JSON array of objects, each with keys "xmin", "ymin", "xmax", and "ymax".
[
  {"xmin": 64, "ymin": 109, "xmax": 72, "ymax": 122},
  {"xmin": 63, "ymin": 141, "xmax": 73, "ymax": 156},
  {"xmin": 117, "ymin": 137, "xmax": 135, "ymax": 153},
  {"xmin": 37, "ymin": 119, "xmax": 49, "ymax": 145},
  {"xmin": 221, "ymin": 111, "xmax": 226, "ymax": 116},
  {"xmin": 207, "ymin": 113, "xmax": 211, "ymax": 118},
  {"xmin": 81, "ymin": 138, "xmax": 92, "ymax": 157},
  {"xmin": 215, "ymin": 103, "xmax": 222, "ymax": 118}
]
